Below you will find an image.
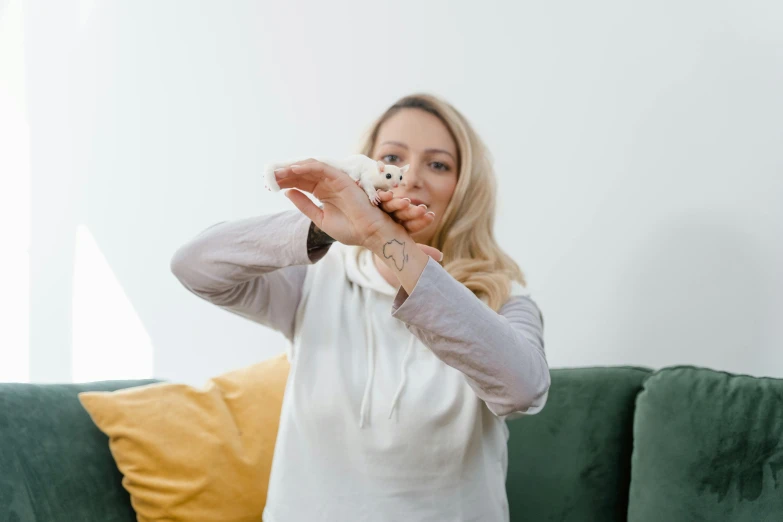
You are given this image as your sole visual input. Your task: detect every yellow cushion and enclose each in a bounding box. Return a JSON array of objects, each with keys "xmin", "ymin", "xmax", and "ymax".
[{"xmin": 79, "ymin": 353, "xmax": 290, "ymax": 522}]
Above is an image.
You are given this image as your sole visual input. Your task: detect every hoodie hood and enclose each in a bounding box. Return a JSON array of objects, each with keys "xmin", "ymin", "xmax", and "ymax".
[{"xmin": 343, "ymin": 245, "xmax": 398, "ymax": 296}]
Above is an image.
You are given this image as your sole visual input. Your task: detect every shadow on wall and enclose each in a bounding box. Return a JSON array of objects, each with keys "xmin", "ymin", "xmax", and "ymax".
[{"xmin": 608, "ymin": 212, "xmax": 773, "ymax": 376}]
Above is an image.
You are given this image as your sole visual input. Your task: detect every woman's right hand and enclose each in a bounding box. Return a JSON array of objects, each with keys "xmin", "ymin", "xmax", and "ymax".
[
  {"xmin": 275, "ymin": 160, "xmax": 443, "ymax": 262},
  {"xmin": 275, "ymin": 160, "xmax": 394, "ymax": 246}
]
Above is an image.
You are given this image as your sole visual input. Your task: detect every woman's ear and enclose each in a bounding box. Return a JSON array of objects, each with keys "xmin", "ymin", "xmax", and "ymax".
[{"xmin": 377, "ymin": 160, "xmax": 386, "ymax": 172}]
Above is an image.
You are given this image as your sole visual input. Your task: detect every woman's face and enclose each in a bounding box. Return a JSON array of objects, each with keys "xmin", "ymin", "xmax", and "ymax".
[{"xmin": 371, "ymin": 108, "xmax": 459, "ymax": 245}]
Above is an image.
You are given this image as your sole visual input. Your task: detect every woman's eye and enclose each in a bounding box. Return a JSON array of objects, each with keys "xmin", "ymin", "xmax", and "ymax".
[
  {"xmin": 431, "ymin": 162, "xmax": 449, "ymax": 171},
  {"xmin": 382, "ymin": 154, "xmax": 400, "ymax": 163}
]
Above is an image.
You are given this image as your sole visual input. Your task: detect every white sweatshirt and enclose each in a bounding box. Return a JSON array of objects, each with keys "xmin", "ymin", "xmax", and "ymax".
[{"xmin": 171, "ymin": 210, "xmax": 550, "ymax": 522}]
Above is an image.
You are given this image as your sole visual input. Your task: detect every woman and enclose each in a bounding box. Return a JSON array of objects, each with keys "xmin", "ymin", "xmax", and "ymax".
[{"xmin": 171, "ymin": 93, "xmax": 550, "ymax": 521}]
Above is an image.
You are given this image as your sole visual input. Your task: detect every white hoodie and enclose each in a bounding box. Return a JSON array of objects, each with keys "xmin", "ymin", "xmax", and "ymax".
[{"xmin": 171, "ymin": 210, "xmax": 550, "ymax": 522}]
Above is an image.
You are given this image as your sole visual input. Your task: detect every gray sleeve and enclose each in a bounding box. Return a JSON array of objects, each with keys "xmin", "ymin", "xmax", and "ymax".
[
  {"xmin": 391, "ymin": 258, "xmax": 550, "ymax": 417},
  {"xmin": 170, "ymin": 210, "xmax": 325, "ymax": 341}
]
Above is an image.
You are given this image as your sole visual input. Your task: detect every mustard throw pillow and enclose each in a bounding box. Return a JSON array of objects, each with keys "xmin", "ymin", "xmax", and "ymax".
[{"xmin": 79, "ymin": 353, "xmax": 290, "ymax": 522}]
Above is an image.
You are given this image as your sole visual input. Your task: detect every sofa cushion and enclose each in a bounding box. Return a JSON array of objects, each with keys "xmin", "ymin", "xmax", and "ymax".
[
  {"xmin": 628, "ymin": 366, "xmax": 783, "ymax": 522},
  {"xmin": 0, "ymin": 379, "xmax": 159, "ymax": 522},
  {"xmin": 506, "ymin": 366, "xmax": 651, "ymax": 522},
  {"xmin": 78, "ymin": 353, "xmax": 289, "ymax": 522}
]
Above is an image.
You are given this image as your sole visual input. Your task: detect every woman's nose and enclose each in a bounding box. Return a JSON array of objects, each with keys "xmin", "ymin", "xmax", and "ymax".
[{"xmin": 401, "ymin": 167, "xmax": 420, "ymax": 188}]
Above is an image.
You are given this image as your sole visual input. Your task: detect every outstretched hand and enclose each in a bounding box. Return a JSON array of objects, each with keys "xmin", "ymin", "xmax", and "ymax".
[{"xmin": 273, "ymin": 160, "xmax": 442, "ymax": 261}]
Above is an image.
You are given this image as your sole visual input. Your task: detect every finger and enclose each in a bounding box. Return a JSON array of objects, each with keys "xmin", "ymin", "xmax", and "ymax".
[
  {"xmin": 276, "ymin": 176, "xmax": 318, "ymax": 194},
  {"xmin": 290, "ymin": 161, "xmax": 344, "ymax": 182},
  {"xmin": 276, "ymin": 164, "xmax": 341, "ymax": 194},
  {"xmin": 380, "ymin": 197, "xmax": 411, "ymax": 214},
  {"xmin": 377, "ymin": 190, "xmax": 394, "ymax": 202},
  {"xmin": 416, "ymin": 243, "xmax": 444, "ymax": 262},
  {"xmin": 402, "ymin": 212, "xmax": 436, "ymax": 234},
  {"xmin": 274, "ymin": 166, "xmax": 322, "ymax": 190},
  {"xmin": 392, "ymin": 204, "xmax": 428, "ymax": 222},
  {"xmin": 285, "ymin": 189, "xmax": 324, "ymax": 227},
  {"xmin": 275, "ymin": 158, "xmax": 319, "ymax": 171}
]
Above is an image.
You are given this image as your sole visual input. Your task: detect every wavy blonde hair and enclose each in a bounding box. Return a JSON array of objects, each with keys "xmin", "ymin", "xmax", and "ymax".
[{"xmin": 359, "ymin": 93, "xmax": 525, "ymax": 311}]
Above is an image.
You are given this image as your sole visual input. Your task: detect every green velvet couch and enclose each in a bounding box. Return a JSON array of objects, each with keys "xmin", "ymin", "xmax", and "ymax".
[{"xmin": 2, "ymin": 366, "xmax": 782, "ymax": 521}]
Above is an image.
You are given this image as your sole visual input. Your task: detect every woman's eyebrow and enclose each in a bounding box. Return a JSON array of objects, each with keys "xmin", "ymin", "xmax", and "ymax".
[
  {"xmin": 380, "ymin": 141, "xmax": 456, "ymax": 161},
  {"xmin": 425, "ymin": 148, "xmax": 456, "ymax": 161},
  {"xmin": 380, "ymin": 140, "xmax": 409, "ymax": 149}
]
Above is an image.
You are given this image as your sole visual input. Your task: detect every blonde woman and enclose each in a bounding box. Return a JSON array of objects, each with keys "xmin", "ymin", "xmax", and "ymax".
[{"xmin": 171, "ymin": 94, "xmax": 550, "ymax": 521}]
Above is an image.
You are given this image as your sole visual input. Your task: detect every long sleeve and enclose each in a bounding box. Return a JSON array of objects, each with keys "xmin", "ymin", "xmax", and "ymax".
[
  {"xmin": 391, "ymin": 258, "xmax": 550, "ymax": 417},
  {"xmin": 170, "ymin": 210, "xmax": 327, "ymax": 341}
]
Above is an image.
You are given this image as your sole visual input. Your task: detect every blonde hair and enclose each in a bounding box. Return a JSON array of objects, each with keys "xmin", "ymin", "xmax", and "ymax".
[{"xmin": 359, "ymin": 93, "xmax": 526, "ymax": 311}]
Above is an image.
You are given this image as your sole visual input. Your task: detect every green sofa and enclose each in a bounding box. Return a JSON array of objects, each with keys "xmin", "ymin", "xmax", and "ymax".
[{"xmin": 2, "ymin": 366, "xmax": 782, "ymax": 521}]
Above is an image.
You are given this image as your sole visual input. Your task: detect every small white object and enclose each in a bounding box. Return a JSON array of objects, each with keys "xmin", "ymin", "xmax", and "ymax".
[{"xmin": 264, "ymin": 154, "xmax": 409, "ymax": 205}]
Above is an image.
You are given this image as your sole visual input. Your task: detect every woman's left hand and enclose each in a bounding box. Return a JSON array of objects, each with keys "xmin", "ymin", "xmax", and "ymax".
[{"xmin": 375, "ymin": 190, "xmax": 436, "ymax": 235}]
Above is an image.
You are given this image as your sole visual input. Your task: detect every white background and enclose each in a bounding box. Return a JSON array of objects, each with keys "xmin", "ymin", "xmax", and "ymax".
[{"xmin": 1, "ymin": 0, "xmax": 781, "ymax": 385}]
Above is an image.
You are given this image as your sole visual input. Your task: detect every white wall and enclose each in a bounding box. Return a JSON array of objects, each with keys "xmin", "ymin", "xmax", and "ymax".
[{"xmin": 4, "ymin": 0, "xmax": 782, "ymax": 385}]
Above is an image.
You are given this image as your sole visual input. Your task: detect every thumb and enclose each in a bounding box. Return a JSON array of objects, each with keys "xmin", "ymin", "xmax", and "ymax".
[
  {"xmin": 285, "ymin": 189, "xmax": 324, "ymax": 227},
  {"xmin": 416, "ymin": 243, "xmax": 444, "ymax": 263}
]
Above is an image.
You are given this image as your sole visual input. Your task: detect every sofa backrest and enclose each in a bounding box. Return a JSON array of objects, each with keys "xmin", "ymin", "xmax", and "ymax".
[
  {"xmin": 506, "ymin": 366, "xmax": 651, "ymax": 522},
  {"xmin": 628, "ymin": 366, "xmax": 783, "ymax": 522},
  {"xmin": 6, "ymin": 366, "xmax": 780, "ymax": 521},
  {"xmin": 0, "ymin": 380, "xmax": 158, "ymax": 522}
]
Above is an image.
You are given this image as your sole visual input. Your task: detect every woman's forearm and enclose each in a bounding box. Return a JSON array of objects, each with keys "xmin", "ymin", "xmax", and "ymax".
[
  {"xmin": 306, "ymin": 221, "xmax": 336, "ymax": 262},
  {"xmin": 390, "ymin": 259, "xmax": 550, "ymax": 416},
  {"xmin": 365, "ymin": 222, "xmax": 429, "ymax": 295},
  {"xmin": 170, "ymin": 210, "xmax": 325, "ymax": 338}
]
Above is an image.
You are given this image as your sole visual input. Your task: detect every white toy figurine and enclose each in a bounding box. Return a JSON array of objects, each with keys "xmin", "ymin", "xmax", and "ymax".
[{"xmin": 264, "ymin": 154, "xmax": 409, "ymax": 205}]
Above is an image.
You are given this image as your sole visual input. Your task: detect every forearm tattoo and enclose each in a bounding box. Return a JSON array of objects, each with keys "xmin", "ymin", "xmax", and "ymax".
[
  {"xmin": 306, "ymin": 222, "xmax": 335, "ymax": 262},
  {"xmin": 382, "ymin": 239, "xmax": 408, "ymax": 271}
]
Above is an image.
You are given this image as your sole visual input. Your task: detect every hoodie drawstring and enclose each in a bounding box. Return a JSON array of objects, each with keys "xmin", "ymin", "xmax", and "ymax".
[
  {"xmin": 388, "ymin": 335, "xmax": 416, "ymax": 420},
  {"xmin": 358, "ymin": 288, "xmax": 418, "ymax": 428},
  {"xmin": 358, "ymin": 290, "xmax": 376, "ymax": 428}
]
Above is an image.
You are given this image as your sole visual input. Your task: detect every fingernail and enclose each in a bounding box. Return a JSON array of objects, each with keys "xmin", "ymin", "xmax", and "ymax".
[
  {"xmin": 439, "ymin": 252, "xmax": 444, "ymax": 262},
  {"xmin": 403, "ymin": 198, "xmax": 411, "ymax": 202},
  {"xmin": 275, "ymin": 170, "xmax": 289, "ymax": 179},
  {"xmin": 426, "ymin": 211, "xmax": 435, "ymax": 217},
  {"xmin": 418, "ymin": 204, "xmax": 428, "ymax": 210}
]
